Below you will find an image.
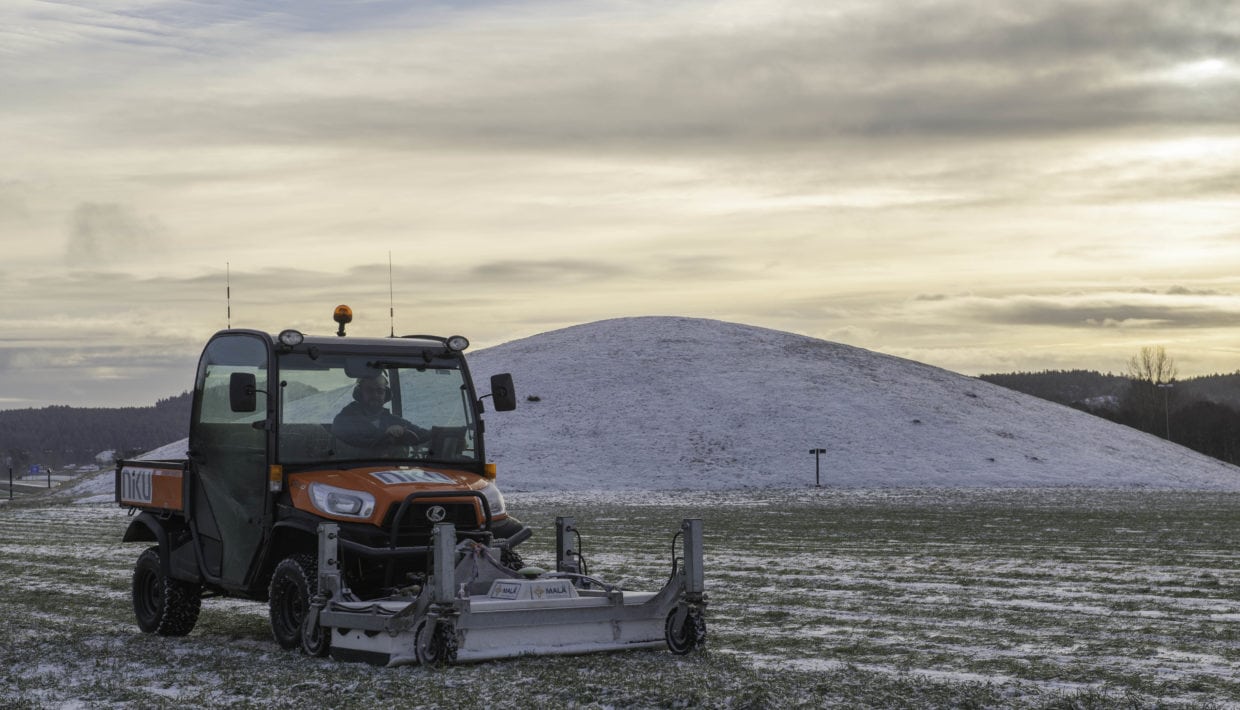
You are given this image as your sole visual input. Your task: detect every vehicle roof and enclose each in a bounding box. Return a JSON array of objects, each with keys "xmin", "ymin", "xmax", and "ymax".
[
  {"xmin": 295, "ymin": 334, "xmax": 449, "ymax": 349},
  {"xmin": 213, "ymin": 329, "xmax": 455, "ymax": 350}
]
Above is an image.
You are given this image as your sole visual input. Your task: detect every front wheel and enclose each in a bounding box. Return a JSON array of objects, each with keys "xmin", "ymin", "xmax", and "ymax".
[
  {"xmin": 269, "ymin": 554, "xmax": 317, "ymax": 651},
  {"xmin": 132, "ymin": 546, "xmax": 201, "ymax": 636}
]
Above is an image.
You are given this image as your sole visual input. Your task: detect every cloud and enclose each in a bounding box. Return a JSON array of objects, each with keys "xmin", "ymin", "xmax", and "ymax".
[
  {"xmin": 64, "ymin": 203, "xmax": 166, "ymax": 267},
  {"xmin": 0, "ymin": 342, "xmax": 195, "ymax": 410},
  {"xmin": 1166, "ymin": 284, "xmax": 1226, "ymax": 296},
  {"xmin": 40, "ymin": 0, "xmax": 1226, "ymax": 160},
  {"xmin": 919, "ymin": 291, "xmax": 1240, "ymax": 330},
  {"xmin": 469, "ymin": 259, "xmax": 629, "ymax": 283}
]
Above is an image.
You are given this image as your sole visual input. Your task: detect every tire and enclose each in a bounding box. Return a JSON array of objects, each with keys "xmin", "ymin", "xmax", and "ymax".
[
  {"xmin": 301, "ymin": 602, "xmax": 331, "ymax": 658},
  {"xmin": 414, "ymin": 617, "xmax": 458, "ymax": 665},
  {"xmin": 132, "ymin": 546, "xmax": 201, "ymax": 637},
  {"xmin": 665, "ymin": 606, "xmax": 706, "ymax": 655},
  {"xmin": 269, "ymin": 554, "xmax": 317, "ymax": 651},
  {"xmin": 500, "ymin": 547, "xmax": 526, "ymax": 572}
]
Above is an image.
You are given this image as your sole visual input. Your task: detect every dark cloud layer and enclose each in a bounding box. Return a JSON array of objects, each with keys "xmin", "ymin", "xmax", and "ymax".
[
  {"xmin": 84, "ymin": 0, "xmax": 1240, "ymax": 156},
  {"xmin": 957, "ymin": 294, "xmax": 1240, "ymax": 330}
]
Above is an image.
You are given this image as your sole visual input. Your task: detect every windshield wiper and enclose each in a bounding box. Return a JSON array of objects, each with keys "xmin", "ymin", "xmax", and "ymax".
[{"xmin": 366, "ymin": 358, "xmax": 434, "ymax": 369}]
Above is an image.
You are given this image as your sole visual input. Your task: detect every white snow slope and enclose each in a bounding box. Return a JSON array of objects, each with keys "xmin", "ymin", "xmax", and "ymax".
[
  {"xmin": 467, "ymin": 317, "xmax": 1240, "ymax": 491},
  {"xmin": 65, "ymin": 316, "xmax": 1240, "ymax": 498}
]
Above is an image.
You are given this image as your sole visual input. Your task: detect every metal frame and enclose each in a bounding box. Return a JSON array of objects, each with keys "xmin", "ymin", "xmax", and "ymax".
[{"xmin": 307, "ymin": 517, "xmax": 707, "ymax": 666}]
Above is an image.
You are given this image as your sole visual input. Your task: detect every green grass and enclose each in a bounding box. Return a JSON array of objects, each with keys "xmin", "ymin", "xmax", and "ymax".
[{"xmin": 2, "ymin": 489, "xmax": 1240, "ymax": 707}]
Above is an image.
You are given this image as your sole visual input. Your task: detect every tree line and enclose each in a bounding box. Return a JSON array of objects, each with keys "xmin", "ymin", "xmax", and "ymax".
[
  {"xmin": 0, "ymin": 393, "xmax": 191, "ymax": 471},
  {"xmin": 981, "ymin": 347, "xmax": 1240, "ymax": 466}
]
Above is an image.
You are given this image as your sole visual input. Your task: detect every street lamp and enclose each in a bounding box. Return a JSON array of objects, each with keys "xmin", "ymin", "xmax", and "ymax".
[
  {"xmin": 1156, "ymin": 382, "xmax": 1173, "ymax": 440},
  {"xmin": 809, "ymin": 448, "xmax": 826, "ymax": 487}
]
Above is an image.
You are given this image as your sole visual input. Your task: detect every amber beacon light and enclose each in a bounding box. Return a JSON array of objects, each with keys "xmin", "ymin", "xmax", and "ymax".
[{"xmin": 333, "ymin": 304, "xmax": 353, "ymax": 337}]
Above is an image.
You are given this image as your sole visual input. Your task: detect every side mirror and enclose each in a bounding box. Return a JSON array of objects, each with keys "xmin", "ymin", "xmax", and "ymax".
[
  {"xmin": 489, "ymin": 373, "xmax": 517, "ymax": 412},
  {"xmin": 229, "ymin": 372, "xmax": 258, "ymax": 413}
]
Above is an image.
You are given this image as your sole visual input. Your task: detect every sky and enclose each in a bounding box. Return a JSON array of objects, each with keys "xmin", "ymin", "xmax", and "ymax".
[{"xmin": 1, "ymin": 0, "xmax": 1238, "ymax": 410}]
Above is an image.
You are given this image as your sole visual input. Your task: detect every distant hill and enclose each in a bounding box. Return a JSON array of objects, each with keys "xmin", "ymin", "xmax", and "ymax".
[
  {"xmin": 0, "ymin": 393, "xmax": 191, "ymax": 469},
  {"xmin": 978, "ymin": 370, "xmax": 1240, "ymax": 465},
  {"xmin": 977, "ymin": 370, "xmax": 1129, "ymax": 408},
  {"xmin": 462, "ymin": 317, "xmax": 1240, "ymax": 490},
  {"xmin": 978, "ymin": 370, "xmax": 1240, "ymax": 411},
  {"xmin": 1178, "ymin": 372, "xmax": 1240, "ymax": 408}
]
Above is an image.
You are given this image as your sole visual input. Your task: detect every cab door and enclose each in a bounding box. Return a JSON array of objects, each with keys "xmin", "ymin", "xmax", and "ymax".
[{"xmin": 187, "ymin": 332, "xmax": 272, "ymax": 590}]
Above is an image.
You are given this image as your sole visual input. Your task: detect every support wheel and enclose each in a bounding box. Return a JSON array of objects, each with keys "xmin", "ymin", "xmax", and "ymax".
[
  {"xmin": 269, "ymin": 554, "xmax": 317, "ymax": 651},
  {"xmin": 133, "ymin": 547, "xmax": 201, "ymax": 636},
  {"xmin": 414, "ymin": 617, "xmax": 458, "ymax": 665},
  {"xmin": 665, "ymin": 606, "xmax": 706, "ymax": 654},
  {"xmin": 301, "ymin": 603, "xmax": 331, "ymax": 657}
]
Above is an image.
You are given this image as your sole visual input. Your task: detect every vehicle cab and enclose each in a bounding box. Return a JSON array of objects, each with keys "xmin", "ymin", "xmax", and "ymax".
[{"xmin": 166, "ymin": 317, "xmax": 524, "ymax": 602}]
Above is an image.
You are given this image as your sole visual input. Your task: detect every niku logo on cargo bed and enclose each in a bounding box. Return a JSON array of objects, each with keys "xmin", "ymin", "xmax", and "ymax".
[{"xmin": 119, "ymin": 467, "xmax": 155, "ymax": 504}]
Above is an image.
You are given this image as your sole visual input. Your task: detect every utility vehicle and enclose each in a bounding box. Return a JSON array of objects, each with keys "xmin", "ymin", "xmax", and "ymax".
[{"xmin": 117, "ymin": 307, "xmax": 706, "ymax": 663}]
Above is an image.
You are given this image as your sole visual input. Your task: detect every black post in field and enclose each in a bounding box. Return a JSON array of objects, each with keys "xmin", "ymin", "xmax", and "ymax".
[{"xmin": 809, "ymin": 448, "xmax": 826, "ymax": 487}]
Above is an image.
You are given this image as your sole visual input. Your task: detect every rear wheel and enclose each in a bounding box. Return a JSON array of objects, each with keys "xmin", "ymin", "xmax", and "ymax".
[
  {"xmin": 269, "ymin": 554, "xmax": 317, "ymax": 651},
  {"xmin": 132, "ymin": 546, "xmax": 201, "ymax": 636}
]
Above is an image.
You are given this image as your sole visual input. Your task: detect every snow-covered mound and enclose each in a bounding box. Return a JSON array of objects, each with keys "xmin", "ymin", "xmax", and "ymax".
[
  {"xmin": 468, "ymin": 317, "xmax": 1240, "ymax": 491},
  {"xmin": 63, "ymin": 316, "xmax": 1240, "ymax": 499}
]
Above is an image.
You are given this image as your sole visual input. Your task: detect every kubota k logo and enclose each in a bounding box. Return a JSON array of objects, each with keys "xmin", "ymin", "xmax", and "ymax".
[{"xmin": 425, "ymin": 505, "xmax": 447, "ymax": 523}]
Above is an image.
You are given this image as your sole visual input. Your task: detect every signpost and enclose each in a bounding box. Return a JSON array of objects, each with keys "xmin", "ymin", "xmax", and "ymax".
[
  {"xmin": 1157, "ymin": 382, "xmax": 1174, "ymax": 440},
  {"xmin": 809, "ymin": 448, "xmax": 826, "ymax": 487}
]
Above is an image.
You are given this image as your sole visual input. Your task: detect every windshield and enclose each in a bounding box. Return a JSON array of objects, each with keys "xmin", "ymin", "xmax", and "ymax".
[{"xmin": 276, "ymin": 351, "xmax": 477, "ymax": 466}]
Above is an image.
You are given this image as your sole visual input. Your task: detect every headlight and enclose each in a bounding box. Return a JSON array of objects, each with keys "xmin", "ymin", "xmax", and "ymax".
[
  {"xmin": 480, "ymin": 481, "xmax": 506, "ymax": 517},
  {"xmin": 309, "ymin": 483, "xmax": 375, "ymax": 519},
  {"xmin": 277, "ymin": 329, "xmax": 304, "ymax": 347}
]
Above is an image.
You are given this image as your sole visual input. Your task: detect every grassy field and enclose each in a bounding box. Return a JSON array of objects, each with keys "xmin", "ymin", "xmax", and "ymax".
[{"xmin": 2, "ymin": 488, "xmax": 1239, "ymax": 708}]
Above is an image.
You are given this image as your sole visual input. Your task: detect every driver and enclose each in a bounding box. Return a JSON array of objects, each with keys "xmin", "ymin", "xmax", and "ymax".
[{"xmin": 332, "ymin": 373, "xmax": 428, "ymax": 455}]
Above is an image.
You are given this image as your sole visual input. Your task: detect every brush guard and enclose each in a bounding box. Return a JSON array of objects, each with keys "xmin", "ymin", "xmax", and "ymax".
[{"xmin": 304, "ymin": 517, "xmax": 706, "ymax": 666}]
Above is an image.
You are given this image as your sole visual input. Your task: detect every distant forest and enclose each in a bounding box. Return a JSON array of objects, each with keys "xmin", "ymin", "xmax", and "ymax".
[
  {"xmin": 1, "ymin": 393, "xmax": 192, "ymax": 470},
  {"xmin": 978, "ymin": 370, "xmax": 1240, "ymax": 465}
]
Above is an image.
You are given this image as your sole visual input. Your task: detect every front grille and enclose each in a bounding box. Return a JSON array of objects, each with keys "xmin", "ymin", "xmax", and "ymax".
[{"xmin": 383, "ymin": 501, "xmax": 479, "ymax": 534}]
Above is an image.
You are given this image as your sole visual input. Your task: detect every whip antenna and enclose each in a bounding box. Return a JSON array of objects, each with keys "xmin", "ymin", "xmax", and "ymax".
[
  {"xmin": 226, "ymin": 262, "xmax": 231, "ymax": 328},
  {"xmin": 388, "ymin": 251, "xmax": 395, "ymax": 337}
]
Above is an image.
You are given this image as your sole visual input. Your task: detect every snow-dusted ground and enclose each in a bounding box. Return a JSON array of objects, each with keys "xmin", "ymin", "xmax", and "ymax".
[
  {"xmin": 60, "ymin": 316, "xmax": 1240, "ymax": 500},
  {"xmin": 6, "ymin": 490, "xmax": 1238, "ymax": 706}
]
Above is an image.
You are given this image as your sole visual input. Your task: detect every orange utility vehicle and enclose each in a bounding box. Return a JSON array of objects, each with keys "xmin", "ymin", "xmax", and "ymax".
[
  {"xmin": 117, "ymin": 307, "xmax": 706, "ymax": 664},
  {"xmin": 116, "ymin": 307, "xmax": 525, "ymax": 646}
]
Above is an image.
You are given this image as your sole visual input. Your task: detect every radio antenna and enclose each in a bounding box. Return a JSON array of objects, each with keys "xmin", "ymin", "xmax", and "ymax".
[
  {"xmin": 388, "ymin": 251, "xmax": 395, "ymax": 337},
  {"xmin": 226, "ymin": 262, "xmax": 231, "ymax": 328}
]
